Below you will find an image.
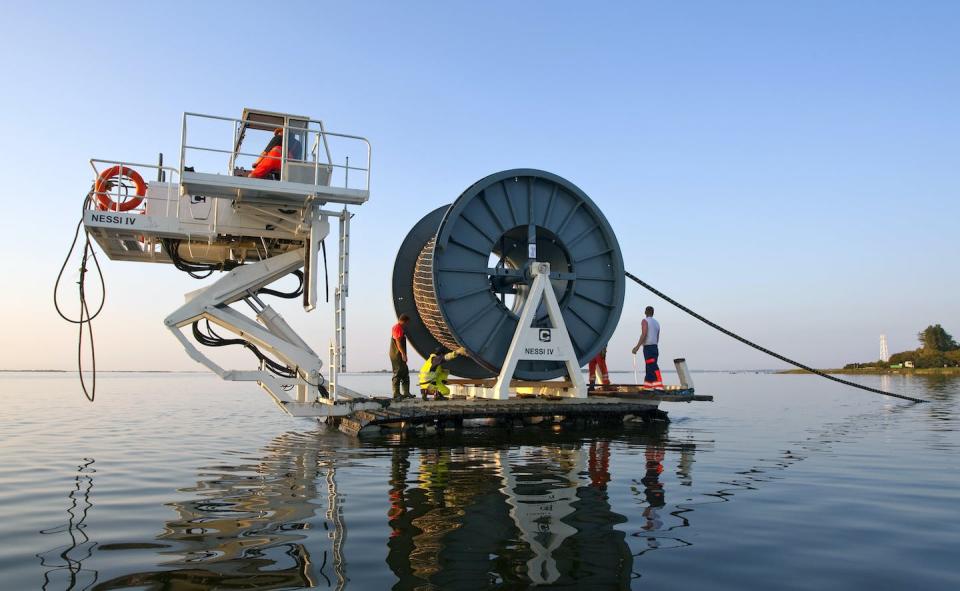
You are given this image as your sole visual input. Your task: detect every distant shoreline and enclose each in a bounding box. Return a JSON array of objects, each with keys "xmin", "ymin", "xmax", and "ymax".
[{"xmin": 780, "ymin": 367, "xmax": 960, "ymax": 376}]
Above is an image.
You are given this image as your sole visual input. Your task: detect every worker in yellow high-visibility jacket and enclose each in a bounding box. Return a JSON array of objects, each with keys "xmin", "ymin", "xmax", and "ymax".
[{"xmin": 419, "ymin": 347, "xmax": 466, "ymax": 400}]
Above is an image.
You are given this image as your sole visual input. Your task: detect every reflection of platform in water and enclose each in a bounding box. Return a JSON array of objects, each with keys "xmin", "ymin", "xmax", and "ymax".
[
  {"xmin": 336, "ymin": 389, "xmax": 712, "ymax": 435},
  {"xmin": 384, "ymin": 429, "xmax": 667, "ymax": 588},
  {"xmin": 54, "ymin": 423, "xmax": 696, "ymax": 589},
  {"xmin": 93, "ymin": 432, "xmax": 352, "ymax": 590}
]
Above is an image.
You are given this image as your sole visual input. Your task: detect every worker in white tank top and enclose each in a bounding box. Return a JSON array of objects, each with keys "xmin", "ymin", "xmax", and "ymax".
[
  {"xmin": 632, "ymin": 306, "xmax": 663, "ymax": 388},
  {"xmin": 643, "ymin": 316, "xmax": 660, "ymax": 345}
]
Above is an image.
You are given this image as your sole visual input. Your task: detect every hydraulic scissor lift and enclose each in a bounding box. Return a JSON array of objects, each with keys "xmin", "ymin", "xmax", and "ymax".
[{"xmin": 83, "ymin": 108, "xmax": 378, "ymax": 416}]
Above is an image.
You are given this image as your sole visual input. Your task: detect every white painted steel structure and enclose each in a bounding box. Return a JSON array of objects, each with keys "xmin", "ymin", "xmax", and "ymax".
[
  {"xmin": 83, "ymin": 109, "xmax": 377, "ymax": 416},
  {"xmin": 492, "ymin": 262, "xmax": 587, "ymax": 399}
]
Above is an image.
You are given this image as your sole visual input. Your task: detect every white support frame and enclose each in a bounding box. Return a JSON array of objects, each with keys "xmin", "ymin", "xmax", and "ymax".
[
  {"xmin": 164, "ymin": 249, "xmax": 322, "ymax": 400},
  {"xmin": 161, "ymin": 246, "xmax": 376, "ymax": 417},
  {"xmin": 481, "ymin": 262, "xmax": 587, "ymax": 400}
]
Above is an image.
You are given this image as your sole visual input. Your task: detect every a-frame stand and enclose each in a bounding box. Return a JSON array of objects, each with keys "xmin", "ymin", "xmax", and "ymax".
[{"xmin": 483, "ymin": 262, "xmax": 587, "ymax": 400}]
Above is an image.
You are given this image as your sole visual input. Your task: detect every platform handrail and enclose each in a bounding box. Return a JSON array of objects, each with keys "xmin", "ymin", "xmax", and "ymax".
[
  {"xmin": 181, "ymin": 145, "xmax": 368, "ymax": 174},
  {"xmin": 179, "ymin": 112, "xmax": 371, "ymax": 192}
]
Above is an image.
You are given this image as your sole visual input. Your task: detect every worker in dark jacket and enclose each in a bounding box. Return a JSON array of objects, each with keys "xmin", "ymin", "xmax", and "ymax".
[{"xmin": 389, "ymin": 314, "xmax": 411, "ymax": 400}]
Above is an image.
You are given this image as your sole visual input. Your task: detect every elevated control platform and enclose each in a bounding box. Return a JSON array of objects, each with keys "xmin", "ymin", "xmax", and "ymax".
[
  {"xmin": 83, "ymin": 108, "xmax": 371, "ymax": 409},
  {"xmin": 180, "ymin": 171, "xmax": 368, "ymax": 206}
]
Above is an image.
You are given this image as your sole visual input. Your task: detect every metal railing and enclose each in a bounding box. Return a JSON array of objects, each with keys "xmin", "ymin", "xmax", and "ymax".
[
  {"xmin": 88, "ymin": 159, "xmax": 181, "ymax": 216},
  {"xmin": 179, "ymin": 112, "xmax": 372, "ymax": 192}
]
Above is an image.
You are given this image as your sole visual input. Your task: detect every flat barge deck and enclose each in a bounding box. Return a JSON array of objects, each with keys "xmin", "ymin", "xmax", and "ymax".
[{"xmin": 331, "ymin": 385, "xmax": 713, "ymax": 435}]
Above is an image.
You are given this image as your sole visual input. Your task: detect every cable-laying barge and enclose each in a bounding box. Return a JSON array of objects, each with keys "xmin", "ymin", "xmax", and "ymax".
[
  {"xmin": 333, "ymin": 374, "xmax": 712, "ymax": 436},
  {"xmin": 74, "ymin": 108, "xmax": 713, "ymax": 434}
]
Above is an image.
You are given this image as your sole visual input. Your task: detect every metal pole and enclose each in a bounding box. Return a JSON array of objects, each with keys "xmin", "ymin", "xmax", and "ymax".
[
  {"xmin": 281, "ymin": 120, "xmax": 287, "ymax": 181},
  {"xmin": 230, "ymin": 120, "xmax": 239, "ymax": 173}
]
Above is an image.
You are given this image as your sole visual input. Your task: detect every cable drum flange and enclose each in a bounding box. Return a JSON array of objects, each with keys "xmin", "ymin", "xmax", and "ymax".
[{"xmin": 393, "ymin": 169, "xmax": 625, "ymax": 380}]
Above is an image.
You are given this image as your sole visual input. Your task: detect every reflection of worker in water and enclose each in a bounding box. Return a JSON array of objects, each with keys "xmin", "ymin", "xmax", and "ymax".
[
  {"xmin": 588, "ymin": 440, "xmax": 611, "ymax": 489},
  {"xmin": 390, "ymin": 314, "xmax": 412, "ymax": 400},
  {"xmin": 249, "ymin": 127, "xmax": 302, "ymax": 179},
  {"xmin": 419, "ymin": 347, "xmax": 465, "ymax": 400},
  {"xmin": 632, "ymin": 306, "xmax": 663, "ymax": 389},
  {"xmin": 588, "ymin": 345, "xmax": 611, "ymax": 390},
  {"xmin": 641, "ymin": 444, "xmax": 665, "ymax": 532}
]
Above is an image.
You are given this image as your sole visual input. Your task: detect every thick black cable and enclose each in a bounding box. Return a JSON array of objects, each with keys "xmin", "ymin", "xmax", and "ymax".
[
  {"xmin": 55, "ymin": 201, "xmax": 104, "ymax": 403},
  {"xmin": 258, "ymin": 270, "xmax": 304, "ymax": 299},
  {"xmin": 193, "ymin": 320, "xmax": 327, "ymax": 395},
  {"xmin": 55, "ymin": 219, "xmax": 105, "ymax": 324},
  {"xmin": 192, "ymin": 320, "xmax": 297, "ymax": 378},
  {"xmin": 624, "ymin": 271, "xmax": 928, "ymax": 404},
  {"xmin": 161, "ymin": 238, "xmax": 216, "ymax": 279}
]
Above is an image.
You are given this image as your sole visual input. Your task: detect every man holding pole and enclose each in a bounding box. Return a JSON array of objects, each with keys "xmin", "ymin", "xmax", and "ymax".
[{"xmin": 632, "ymin": 306, "xmax": 663, "ymax": 389}]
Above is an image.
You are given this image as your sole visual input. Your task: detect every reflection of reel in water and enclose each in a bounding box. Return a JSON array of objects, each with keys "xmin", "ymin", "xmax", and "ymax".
[{"xmin": 393, "ymin": 169, "xmax": 625, "ymax": 379}]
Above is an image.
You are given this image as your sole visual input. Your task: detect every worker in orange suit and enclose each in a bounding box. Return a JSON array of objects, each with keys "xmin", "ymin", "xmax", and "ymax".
[
  {"xmin": 249, "ymin": 128, "xmax": 301, "ymax": 179},
  {"xmin": 588, "ymin": 345, "xmax": 610, "ymax": 390}
]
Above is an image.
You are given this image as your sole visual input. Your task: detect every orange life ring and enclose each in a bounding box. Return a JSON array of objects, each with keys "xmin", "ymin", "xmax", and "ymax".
[{"xmin": 94, "ymin": 166, "xmax": 146, "ymax": 212}]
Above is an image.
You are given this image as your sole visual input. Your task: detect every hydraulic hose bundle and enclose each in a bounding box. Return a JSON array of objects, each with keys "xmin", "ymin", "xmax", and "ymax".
[{"xmin": 191, "ymin": 319, "xmax": 297, "ymax": 379}]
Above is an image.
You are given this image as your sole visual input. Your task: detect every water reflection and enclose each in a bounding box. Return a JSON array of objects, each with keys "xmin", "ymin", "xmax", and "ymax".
[
  {"xmin": 93, "ymin": 432, "xmax": 352, "ymax": 590},
  {"xmin": 383, "ymin": 427, "xmax": 674, "ymax": 589},
  {"xmin": 45, "ymin": 421, "xmax": 871, "ymax": 589},
  {"xmin": 37, "ymin": 459, "xmax": 99, "ymax": 591},
  {"xmin": 38, "ymin": 425, "xmax": 701, "ymax": 590},
  {"xmin": 21, "ymin": 375, "xmax": 959, "ymax": 590},
  {"xmin": 41, "ymin": 419, "xmax": 884, "ymax": 590}
]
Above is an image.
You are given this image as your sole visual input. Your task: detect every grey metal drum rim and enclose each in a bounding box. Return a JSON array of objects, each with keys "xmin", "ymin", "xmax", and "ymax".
[{"xmin": 430, "ymin": 168, "xmax": 625, "ymax": 380}]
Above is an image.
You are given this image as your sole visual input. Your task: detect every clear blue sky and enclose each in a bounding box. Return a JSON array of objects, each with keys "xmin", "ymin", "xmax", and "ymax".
[{"xmin": 1, "ymin": 1, "xmax": 957, "ymax": 372}]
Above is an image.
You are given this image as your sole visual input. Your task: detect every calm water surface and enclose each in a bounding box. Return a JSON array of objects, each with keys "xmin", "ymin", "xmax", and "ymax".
[{"xmin": 1, "ymin": 371, "xmax": 957, "ymax": 590}]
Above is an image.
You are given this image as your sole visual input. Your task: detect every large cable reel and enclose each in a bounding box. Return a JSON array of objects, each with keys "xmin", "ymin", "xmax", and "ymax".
[{"xmin": 392, "ymin": 169, "xmax": 625, "ymax": 380}]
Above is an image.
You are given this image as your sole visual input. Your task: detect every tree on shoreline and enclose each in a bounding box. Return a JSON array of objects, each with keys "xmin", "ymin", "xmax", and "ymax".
[{"xmin": 918, "ymin": 324, "xmax": 958, "ymax": 352}]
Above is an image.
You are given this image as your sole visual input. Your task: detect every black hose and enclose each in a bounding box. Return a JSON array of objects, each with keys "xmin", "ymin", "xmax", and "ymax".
[
  {"xmin": 192, "ymin": 319, "xmax": 297, "ymax": 378},
  {"xmin": 624, "ymin": 271, "xmax": 928, "ymax": 404},
  {"xmin": 55, "ymin": 199, "xmax": 105, "ymax": 402},
  {"xmin": 258, "ymin": 270, "xmax": 304, "ymax": 299},
  {"xmin": 191, "ymin": 319, "xmax": 328, "ymax": 396},
  {"xmin": 162, "ymin": 238, "xmax": 214, "ymax": 279}
]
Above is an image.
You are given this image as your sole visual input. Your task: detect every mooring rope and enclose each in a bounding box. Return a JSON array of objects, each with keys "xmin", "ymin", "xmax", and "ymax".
[{"xmin": 624, "ymin": 271, "xmax": 928, "ymax": 404}]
